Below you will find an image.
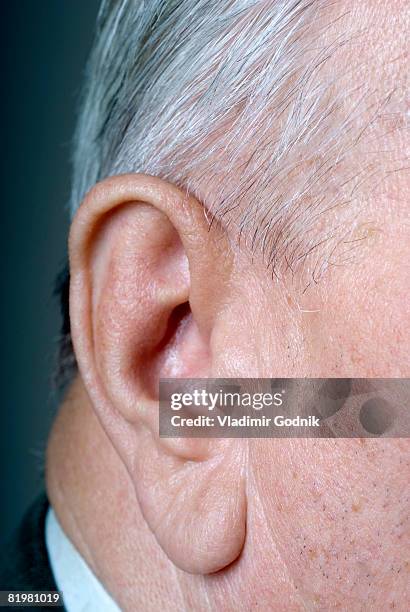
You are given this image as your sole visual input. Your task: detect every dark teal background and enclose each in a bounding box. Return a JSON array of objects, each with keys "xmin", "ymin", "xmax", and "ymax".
[{"xmin": 1, "ymin": 1, "xmax": 100, "ymax": 545}]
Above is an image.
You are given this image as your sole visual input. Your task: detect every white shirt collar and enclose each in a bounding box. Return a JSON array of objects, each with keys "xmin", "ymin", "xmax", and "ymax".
[{"xmin": 45, "ymin": 508, "xmax": 121, "ymax": 612}]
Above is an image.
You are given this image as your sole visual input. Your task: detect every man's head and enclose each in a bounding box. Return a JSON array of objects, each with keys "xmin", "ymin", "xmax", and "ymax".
[
  {"xmin": 65, "ymin": 0, "xmax": 409, "ymax": 375},
  {"xmin": 50, "ymin": 0, "xmax": 409, "ymax": 608}
]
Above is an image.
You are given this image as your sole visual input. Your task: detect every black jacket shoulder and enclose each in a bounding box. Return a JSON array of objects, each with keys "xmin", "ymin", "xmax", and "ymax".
[{"xmin": 0, "ymin": 494, "xmax": 61, "ymax": 609}]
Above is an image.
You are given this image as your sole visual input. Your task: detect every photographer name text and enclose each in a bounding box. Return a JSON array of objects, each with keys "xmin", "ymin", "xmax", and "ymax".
[{"xmin": 170, "ymin": 414, "xmax": 320, "ymax": 428}]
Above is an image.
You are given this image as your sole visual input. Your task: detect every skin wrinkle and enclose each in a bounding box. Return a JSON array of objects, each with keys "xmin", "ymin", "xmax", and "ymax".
[
  {"xmin": 248, "ymin": 460, "xmax": 313, "ymax": 612},
  {"xmin": 47, "ymin": 390, "xmax": 106, "ymax": 586},
  {"xmin": 171, "ymin": 560, "xmax": 189, "ymax": 612}
]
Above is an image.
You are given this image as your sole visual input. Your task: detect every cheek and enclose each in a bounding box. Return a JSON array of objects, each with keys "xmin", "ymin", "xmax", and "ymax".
[
  {"xmin": 247, "ymin": 439, "xmax": 410, "ymax": 608},
  {"xmin": 298, "ymin": 220, "xmax": 410, "ymax": 377},
  {"xmin": 210, "ymin": 217, "xmax": 409, "ymax": 377}
]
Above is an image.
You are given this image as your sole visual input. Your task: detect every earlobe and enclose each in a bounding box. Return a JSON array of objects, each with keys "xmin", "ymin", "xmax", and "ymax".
[{"xmin": 68, "ymin": 174, "xmax": 247, "ymax": 574}]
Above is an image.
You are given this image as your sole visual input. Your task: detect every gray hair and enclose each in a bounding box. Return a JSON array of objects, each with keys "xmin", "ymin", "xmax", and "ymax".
[{"xmin": 70, "ymin": 0, "xmax": 404, "ymax": 282}]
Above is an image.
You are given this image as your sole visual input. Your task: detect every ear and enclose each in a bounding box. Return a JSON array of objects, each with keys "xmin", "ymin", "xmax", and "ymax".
[{"xmin": 69, "ymin": 174, "xmax": 247, "ymax": 574}]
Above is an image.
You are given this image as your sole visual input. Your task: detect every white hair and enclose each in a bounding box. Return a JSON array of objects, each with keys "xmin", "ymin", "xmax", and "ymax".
[{"xmin": 70, "ymin": 0, "xmax": 402, "ymax": 282}]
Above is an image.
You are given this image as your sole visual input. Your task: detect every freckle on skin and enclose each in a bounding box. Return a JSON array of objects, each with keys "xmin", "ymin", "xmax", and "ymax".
[
  {"xmin": 354, "ymin": 222, "xmax": 384, "ymax": 245},
  {"xmin": 351, "ymin": 502, "xmax": 362, "ymax": 512}
]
